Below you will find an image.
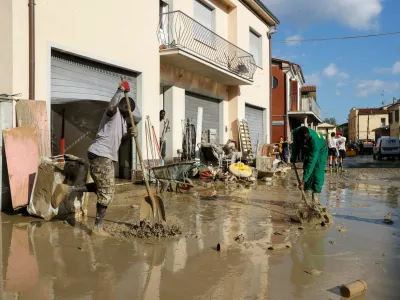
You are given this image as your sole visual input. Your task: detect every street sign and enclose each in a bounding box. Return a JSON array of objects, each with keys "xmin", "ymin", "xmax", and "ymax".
[{"xmin": 272, "ymin": 120, "xmax": 284, "ymax": 126}]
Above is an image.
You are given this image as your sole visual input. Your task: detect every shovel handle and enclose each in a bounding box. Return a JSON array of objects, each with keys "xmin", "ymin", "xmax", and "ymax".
[
  {"xmin": 293, "ymin": 163, "xmax": 311, "ymax": 208},
  {"xmin": 121, "ymin": 77, "xmax": 157, "ymax": 218}
]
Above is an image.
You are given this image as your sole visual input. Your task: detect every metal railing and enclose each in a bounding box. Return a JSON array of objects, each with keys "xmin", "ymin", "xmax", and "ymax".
[
  {"xmin": 288, "ymin": 96, "xmax": 321, "ymax": 119},
  {"xmin": 157, "ymin": 11, "xmax": 257, "ymax": 81},
  {"xmin": 301, "ymin": 97, "xmax": 321, "ymax": 118}
]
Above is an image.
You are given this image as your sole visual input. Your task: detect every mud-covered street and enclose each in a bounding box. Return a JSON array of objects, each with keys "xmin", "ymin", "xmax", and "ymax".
[{"xmin": 1, "ymin": 157, "xmax": 399, "ymax": 300}]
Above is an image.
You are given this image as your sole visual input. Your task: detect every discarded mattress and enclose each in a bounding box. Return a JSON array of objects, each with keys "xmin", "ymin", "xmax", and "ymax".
[
  {"xmin": 229, "ymin": 162, "xmax": 252, "ymax": 178},
  {"xmin": 27, "ymin": 154, "xmax": 89, "ymax": 220}
]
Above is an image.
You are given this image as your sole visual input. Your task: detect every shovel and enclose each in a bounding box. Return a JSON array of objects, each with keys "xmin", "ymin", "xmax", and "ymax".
[
  {"xmin": 293, "ymin": 163, "xmax": 312, "ymax": 208},
  {"xmin": 122, "ymin": 80, "xmax": 166, "ymax": 225}
]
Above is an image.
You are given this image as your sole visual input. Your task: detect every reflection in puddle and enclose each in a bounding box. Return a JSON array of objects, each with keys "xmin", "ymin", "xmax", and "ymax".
[{"xmin": 0, "ymin": 170, "xmax": 399, "ymax": 299}]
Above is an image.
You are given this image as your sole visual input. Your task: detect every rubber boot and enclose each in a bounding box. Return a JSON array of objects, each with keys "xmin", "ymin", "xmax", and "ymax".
[
  {"xmin": 304, "ymin": 190, "xmax": 313, "ymax": 205},
  {"xmin": 336, "ymin": 165, "xmax": 339, "ymax": 174},
  {"xmin": 312, "ymin": 193, "xmax": 321, "ymax": 205},
  {"xmin": 92, "ymin": 203, "xmax": 109, "ymax": 237},
  {"xmin": 329, "ymin": 165, "xmax": 333, "ymax": 176}
]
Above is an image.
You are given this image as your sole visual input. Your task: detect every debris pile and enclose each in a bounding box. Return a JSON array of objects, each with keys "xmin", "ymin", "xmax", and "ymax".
[{"xmin": 105, "ymin": 220, "xmax": 182, "ymax": 238}]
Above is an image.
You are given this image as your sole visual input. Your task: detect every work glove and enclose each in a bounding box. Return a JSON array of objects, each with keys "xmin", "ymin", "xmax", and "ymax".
[
  {"xmin": 129, "ymin": 126, "xmax": 138, "ymax": 138},
  {"xmin": 119, "ymin": 81, "xmax": 130, "ymax": 92}
]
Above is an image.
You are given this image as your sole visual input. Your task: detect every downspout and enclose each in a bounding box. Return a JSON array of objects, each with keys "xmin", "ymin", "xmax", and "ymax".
[
  {"xmin": 28, "ymin": 0, "xmax": 35, "ymax": 100},
  {"xmin": 268, "ymin": 35, "xmax": 272, "ymax": 143},
  {"xmin": 268, "ymin": 25, "xmax": 277, "ymax": 143}
]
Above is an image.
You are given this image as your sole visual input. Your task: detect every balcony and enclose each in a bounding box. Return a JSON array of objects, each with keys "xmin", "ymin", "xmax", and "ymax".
[
  {"xmin": 157, "ymin": 11, "xmax": 256, "ymax": 85},
  {"xmin": 288, "ymin": 96, "xmax": 322, "ymax": 123}
]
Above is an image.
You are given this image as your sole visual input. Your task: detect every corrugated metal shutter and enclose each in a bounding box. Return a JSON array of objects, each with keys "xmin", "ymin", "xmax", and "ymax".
[
  {"xmin": 185, "ymin": 92, "xmax": 220, "ymax": 142},
  {"xmin": 50, "ymin": 50, "xmax": 139, "ymax": 179},
  {"xmin": 245, "ymin": 104, "xmax": 264, "ymax": 152}
]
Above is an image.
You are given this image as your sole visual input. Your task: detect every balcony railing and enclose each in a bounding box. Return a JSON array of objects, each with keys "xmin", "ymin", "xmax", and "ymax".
[
  {"xmin": 157, "ymin": 11, "xmax": 257, "ymax": 81},
  {"xmin": 301, "ymin": 97, "xmax": 321, "ymax": 118},
  {"xmin": 289, "ymin": 96, "xmax": 321, "ymax": 119}
]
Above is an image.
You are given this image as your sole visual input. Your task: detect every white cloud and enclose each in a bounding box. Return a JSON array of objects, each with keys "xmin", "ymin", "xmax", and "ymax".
[
  {"xmin": 337, "ymin": 82, "xmax": 345, "ymax": 87},
  {"xmin": 304, "ymin": 73, "xmax": 321, "ymax": 85},
  {"xmin": 393, "ymin": 61, "xmax": 400, "ymax": 73},
  {"xmin": 373, "ymin": 67, "xmax": 392, "ymax": 74},
  {"xmin": 374, "ymin": 61, "xmax": 400, "ymax": 74},
  {"xmin": 336, "ymin": 91, "xmax": 341, "ymax": 96},
  {"xmin": 356, "ymin": 80, "xmax": 399, "ymax": 97},
  {"xmin": 263, "ymin": 0, "xmax": 382, "ymax": 30},
  {"xmin": 323, "ymin": 63, "xmax": 349, "ymax": 79},
  {"xmin": 285, "ymin": 35, "xmax": 302, "ymax": 46}
]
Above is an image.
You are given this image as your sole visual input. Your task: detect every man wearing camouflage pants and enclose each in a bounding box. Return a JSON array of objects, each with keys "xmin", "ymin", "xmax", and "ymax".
[
  {"xmin": 291, "ymin": 126, "xmax": 328, "ymax": 205},
  {"xmin": 52, "ymin": 81, "xmax": 138, "ymax": 236}
]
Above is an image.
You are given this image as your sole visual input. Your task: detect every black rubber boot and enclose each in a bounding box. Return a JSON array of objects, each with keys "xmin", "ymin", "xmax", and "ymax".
[{"xmin": 92, "ymin": 203, "xmax": 109, "ymax": 236}]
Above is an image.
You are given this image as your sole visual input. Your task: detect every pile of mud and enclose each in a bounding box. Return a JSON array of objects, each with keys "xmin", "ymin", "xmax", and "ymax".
[
  {"xmin": 292, "ymin": 205, "xmax": 333, "ymax": 225},
  {"xmin": 104, "ymin": 221, "xmax": 182, "ymax": 238}
]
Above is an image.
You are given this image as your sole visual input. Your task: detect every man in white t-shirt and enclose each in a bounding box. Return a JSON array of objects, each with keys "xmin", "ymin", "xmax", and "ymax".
[
  {"xmin": 327, "ymin": 132, "xmax": 339, "ymax": 174},
  {"xmin": 336, "ymin": 131, "xmax": 347, "ymax": 171}
]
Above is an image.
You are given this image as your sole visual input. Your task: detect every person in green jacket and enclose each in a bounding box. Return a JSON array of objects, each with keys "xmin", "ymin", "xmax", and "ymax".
[{"xmin": 290, "ymin": 126, "xmax": 328, "ymax": 204}]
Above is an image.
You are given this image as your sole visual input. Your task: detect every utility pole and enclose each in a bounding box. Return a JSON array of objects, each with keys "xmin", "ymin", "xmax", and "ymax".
[{"xmin": 367, "ymin": 112, "xmax": 370, "ymax": 140}]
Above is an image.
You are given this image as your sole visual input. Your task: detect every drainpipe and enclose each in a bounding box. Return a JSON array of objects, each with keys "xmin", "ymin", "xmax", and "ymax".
[
  {"xmin": 267, "ymin": 26, "xmax": 277, "ymax": 143},
  {"xmin": 28, "ymin": 0, "xmax": 35, "ymax": 100}
]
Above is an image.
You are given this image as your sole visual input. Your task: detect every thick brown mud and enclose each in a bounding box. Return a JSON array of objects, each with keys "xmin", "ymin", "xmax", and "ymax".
[
  {"xmin": 1, "ymin": 162, "xmax": 400, "ymax": 299},
  {"xmin": 105, "ymin": 220, "xmax": 182, "ymax": 238}
]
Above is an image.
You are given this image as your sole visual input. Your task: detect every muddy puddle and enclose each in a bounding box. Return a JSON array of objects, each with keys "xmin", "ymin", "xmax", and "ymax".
[{"xmin": 1, "ymin": 166, "xmax": 399, "ymax": 299}]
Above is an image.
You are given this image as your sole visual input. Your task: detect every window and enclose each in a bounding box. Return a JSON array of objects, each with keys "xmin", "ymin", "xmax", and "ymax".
[
  {"xmin": 193, "ymin": 0, "xmax": 215, "ymax": 48},
  {"xmin": 272, "ymin": 76, "xmax": 278, "ymax": 89},
  {"xmin": 159, "ymin": 0, "xmax": 169, "ymax": 45},
  {"xmin": 381, "ymin": 118, "xmax": 386, "ymax": 127},
  {"xmin": 249, "ymin": 29, "xmax": 262, "ymax": 67},
  {"xmin": 396, "ymin": 109, "xmax": 400, "ymax": 122},
  {"xmin": 194, "ymin": 0, "xmax": 214, "ymax": 30},
  {"xmin": 389, "ymin": 112, "xmax": 393, "ymax": 124}
]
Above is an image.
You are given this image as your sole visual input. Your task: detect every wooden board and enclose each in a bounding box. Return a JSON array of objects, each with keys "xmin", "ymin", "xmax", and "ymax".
[
  {"xmin": 3, "ymin": 126, "xmax": 39, "ymax": 209},
  {"xmin": 15, "ymin": 100, "xmax": 51, "ymax": 157}
]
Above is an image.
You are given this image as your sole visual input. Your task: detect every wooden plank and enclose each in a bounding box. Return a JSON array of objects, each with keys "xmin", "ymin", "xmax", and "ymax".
[
  {"xmin": 15, "ymin": 100, "xmax": 51, "ymax": 157},
  {"xmin": 3, "ymin": 126, "xmax": 39, "ymax": 209}
]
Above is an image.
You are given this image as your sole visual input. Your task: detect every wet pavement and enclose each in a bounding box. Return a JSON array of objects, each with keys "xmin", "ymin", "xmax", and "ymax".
[
  {"xmin": 1, "ymin": 157, "xmax": 399, "ymax": 299},
  {"xmin": 344, "ymin": 153, "xmax": 400, "ymax": 168}
]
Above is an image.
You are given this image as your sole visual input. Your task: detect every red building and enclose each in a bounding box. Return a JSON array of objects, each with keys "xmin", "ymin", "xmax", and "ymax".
[{"xmin": 271, "ymin": 58, "xmax": 322, "ymax": 143}]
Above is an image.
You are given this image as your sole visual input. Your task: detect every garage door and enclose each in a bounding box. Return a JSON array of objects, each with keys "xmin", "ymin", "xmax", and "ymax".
[
  {"xmin": 185, "ymin": 92, "xmax": 220, "ymax": 142},
  {"xmin": 245, "ymin": 104, "xmax": 264, "ymax": 152},
  {"xmin": 50, "ymin": 50, "xmax": 140, "ymax": 178}
]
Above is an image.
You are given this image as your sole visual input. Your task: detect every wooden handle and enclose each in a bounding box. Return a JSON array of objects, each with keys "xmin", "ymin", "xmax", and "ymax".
[
  {"xmin": 121, "ymin": 77, "xmax": 157, "ymax": 216},
  {"xmin": 293, "ymin": 163, "xmax": 311, "ymax": 208}
]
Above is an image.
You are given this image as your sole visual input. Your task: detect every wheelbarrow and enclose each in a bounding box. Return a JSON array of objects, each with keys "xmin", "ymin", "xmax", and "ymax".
[{"xmin": 151, "ymin": 162, "xmax": 195, "ymax": 193}]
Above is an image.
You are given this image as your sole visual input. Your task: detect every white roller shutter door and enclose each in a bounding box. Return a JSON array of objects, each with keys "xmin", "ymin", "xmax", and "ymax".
[{"xmin": 245, "ymin": 104, "xmax": 264, "ymax": 152}]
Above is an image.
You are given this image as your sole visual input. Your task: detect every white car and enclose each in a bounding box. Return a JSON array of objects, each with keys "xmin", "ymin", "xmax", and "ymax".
[{"xmin": 373, "ymin": 137, "xmax": 400, "ymax": 160}]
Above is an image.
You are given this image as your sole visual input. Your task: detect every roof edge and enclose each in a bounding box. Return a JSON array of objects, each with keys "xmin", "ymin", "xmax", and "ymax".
[{"xmin": 253, "ymin": 0, "xmax": 280, "ymax": 24}]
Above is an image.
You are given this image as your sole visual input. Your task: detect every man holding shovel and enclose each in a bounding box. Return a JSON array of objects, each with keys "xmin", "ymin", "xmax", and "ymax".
[
  {"xmin": 52, "ymin": 81, "xmax": 139, "ymax": 236},
  {"xmin": 291, "ymin": 126, "xmax": 328, "ymax": 205}
]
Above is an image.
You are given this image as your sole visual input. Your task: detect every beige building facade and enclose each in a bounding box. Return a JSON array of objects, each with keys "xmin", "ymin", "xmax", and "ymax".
[
  {"xmin": 348, "ymin": 107, "xmax": 389, "ymax": 142},
  {"xmin": 0, "ymin": 0, "xmax": 279, "ymax": 176},
  {"xmin": 159, "ymin": 0, "xmax": 279, "ymax": 157},
  {"xmin": 388, "ymin": 100, "xmax": 400, "ymax": 138},
  {"xmin": 316, "ymin": 123, "xmax": 336, "ymax": 139}
]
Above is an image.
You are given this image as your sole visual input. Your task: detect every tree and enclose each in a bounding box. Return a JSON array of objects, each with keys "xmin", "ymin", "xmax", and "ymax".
[{"xmin": 323, "ymin": 117, "xmax": 337, "ymax": 125}]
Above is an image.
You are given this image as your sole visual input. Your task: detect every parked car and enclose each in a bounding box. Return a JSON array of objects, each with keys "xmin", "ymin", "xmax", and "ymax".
[
  {"xmin": 373, "ymin": 137, "xmax": 400, "ymax": 160},
  {"xmin": 357, "ymin": 139, "xmax": 375, "ymax": 154}
]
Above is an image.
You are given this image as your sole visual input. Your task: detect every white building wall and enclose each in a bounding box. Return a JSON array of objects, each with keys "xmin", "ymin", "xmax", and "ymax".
[
  {"xmin": 2, "ymin": 0, "xmax": 161, "ymax": 161},
  {"xmin": 233, "ymin": 0, "xmax": 271, "ymax": 143}
]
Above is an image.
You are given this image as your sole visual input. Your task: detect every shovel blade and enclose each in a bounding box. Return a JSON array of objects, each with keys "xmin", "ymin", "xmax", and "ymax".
[{"xmin": 140, "ymin": 195, "xmax": 166, "ymax": 225}]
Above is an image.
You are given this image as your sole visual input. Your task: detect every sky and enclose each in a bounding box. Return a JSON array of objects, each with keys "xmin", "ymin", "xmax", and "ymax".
[{"xmin": 262, "ymin": 0, "xmax": 400, "ymax": 124}]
